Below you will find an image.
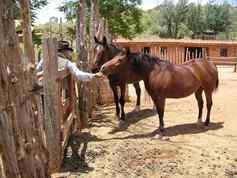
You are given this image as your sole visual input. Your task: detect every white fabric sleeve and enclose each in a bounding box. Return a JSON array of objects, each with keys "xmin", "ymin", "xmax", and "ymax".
[
  {"xmin": 66, "ymin": 60, "xmax": 95, "ymax": 81},
  {"xmin": 36, "ymin": 59, "xmax": 43, "ymax": 72}
]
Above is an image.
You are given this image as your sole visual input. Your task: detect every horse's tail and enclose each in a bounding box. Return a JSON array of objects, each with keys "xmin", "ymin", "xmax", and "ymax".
[{"xmin": 214, "ymin": 72, "xmax": 219, "ymax": 92}]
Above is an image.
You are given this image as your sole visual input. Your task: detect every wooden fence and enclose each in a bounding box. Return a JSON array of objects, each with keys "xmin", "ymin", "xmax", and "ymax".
[
  {"xmin": 148, "ymin": 46, "xmax": 207, "ymax": 64},
  {"xmin": 148, "ymin": 46, "xmax": 237, "ymax": 71}
]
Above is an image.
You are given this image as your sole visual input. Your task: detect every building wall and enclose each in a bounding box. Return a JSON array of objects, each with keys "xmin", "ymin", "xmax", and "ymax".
[
  {"xmin": 208, "ymin": 46, "xmax": 236, "ymax": 57},
  {"xmin": 116, "ymin": 42, "xmax": 237, "ymax": 64}
]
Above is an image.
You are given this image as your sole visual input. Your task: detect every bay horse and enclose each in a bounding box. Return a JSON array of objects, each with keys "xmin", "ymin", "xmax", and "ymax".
[
  {"xmin": 100, "ymin": 49, "xmax": 219, "ymax": 136},
  {"xmin": 91, "ymin": 36, "xmax": 143, "ymax": 121}
]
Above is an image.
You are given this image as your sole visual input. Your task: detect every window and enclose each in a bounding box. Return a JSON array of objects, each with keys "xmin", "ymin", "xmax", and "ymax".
[
  {"xmin": 142, "ymin": 47, "xmax": 150, "ymax": 54},
  {"xmin": 160, "ymin": 47, "xmax": 167, "ymax": 56},
  {"xmin": 185, "ymin": 47, "xmax": 203, "ymax": 61},
  {"xmin": 220, "ymin": 48, "xmax": 228, "ymax": 57}
]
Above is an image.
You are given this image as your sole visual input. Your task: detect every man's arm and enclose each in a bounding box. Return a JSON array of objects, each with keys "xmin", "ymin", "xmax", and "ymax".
[
  {"xmin": 66, "ymin": 60, "xmax": 96, "ymax": 81},
  {"xmin": 36, "ymin": 59, "xmax": 43, "ymax": 72}
]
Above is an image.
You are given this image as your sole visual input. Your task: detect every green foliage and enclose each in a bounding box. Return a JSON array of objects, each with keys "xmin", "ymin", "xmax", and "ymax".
[
  {"xmin": 205, "ymin": 2, "xmax": 232, "ymax": 33},
  {"xmin": 141, "ymin": 0, "xmax": 237, "ymax": 40},
  {"xmin": 58, "ymin": 0, "xmax": 143, "ymax": 39},
  {"xmin": 30, "ymin": 0, "xmax": 48, "ymax": 24},
  {"xmin": 99, "ymin": 0, "xmax": 143, "ymax": 39},
  {"xmin": 58, "ymin": 0, "xmax": 78, "ymax": 22},
  {"xmin": 187, "ymin": 3, "xmax": 205, "ymax": 34},
  {"xmin": 32, "ymin": 28, "xmax": 43, "ymax": 46},
  {"xmin": 13, "ymin": 0, "xmax": 48, "ymax": 23}
]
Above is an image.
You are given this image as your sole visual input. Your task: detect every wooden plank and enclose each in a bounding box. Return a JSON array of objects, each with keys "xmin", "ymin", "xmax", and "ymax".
[
  {"xmin": 43, "ymin": 37, "xmax": 62, "ymax": 174},
  {"xmin": 57, "ymin": 69, "xmax": 70, "ymax": 80},
  {"xmin": 61, "ymin": 113, "xmax": 74, "ymax": 151},
  {"xmin": 211, "ymin": 61, "xmax": 237, "ymax": 65}
]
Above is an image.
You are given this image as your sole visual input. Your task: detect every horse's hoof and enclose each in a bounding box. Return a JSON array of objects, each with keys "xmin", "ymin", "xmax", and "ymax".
[
  {"xmin": 118, "ymin": 120, "xmax": 125, "ymax": 127},
  {"xmin": 196, "ymin": 119, "xmax": 203, "ymax": 127},
  {"xmin": 204, "ymin": 121, "xmax": 209, "ymax": 126},
  {"xmin": 132, "ymin": 106, "xmax": 140, "ymax": 112},
  {"xmin": 153, "ymin": 133, "xmax": 163, "ymax": 139}
]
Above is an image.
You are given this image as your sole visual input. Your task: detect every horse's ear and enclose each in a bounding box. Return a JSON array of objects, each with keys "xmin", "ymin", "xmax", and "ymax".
[
  {"xmin": 94, "ymin": 36, "xmax": 99, "ymax": 44},
  {"xmin": 102, "ymin": 36, "xmax": 108, "ymax": 47}
]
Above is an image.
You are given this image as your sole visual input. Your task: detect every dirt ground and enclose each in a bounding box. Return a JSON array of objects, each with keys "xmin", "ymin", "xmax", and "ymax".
[{"xmin": 60, "ymin": 66, "xmax": 237, "ymax": 178}]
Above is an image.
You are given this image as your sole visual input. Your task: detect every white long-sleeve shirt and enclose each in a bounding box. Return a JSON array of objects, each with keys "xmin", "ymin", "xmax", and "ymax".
[{"xmin": 36, "ymin": 56, "xmax": 95, "ymax": 81}]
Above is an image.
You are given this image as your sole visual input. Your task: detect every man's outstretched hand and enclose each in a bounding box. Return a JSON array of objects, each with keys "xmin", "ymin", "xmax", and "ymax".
[{"xmin": 94, "ymin": 72, "xmax": 104, "ymax": 79}]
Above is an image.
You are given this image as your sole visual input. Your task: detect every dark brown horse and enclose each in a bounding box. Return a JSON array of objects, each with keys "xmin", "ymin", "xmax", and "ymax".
[
  {"xmin": 91, "ymin": 36, "xmax": 143, "ymax": 120},
  {"xmin": 100, "ymin": 49, "xmax": 219, "ymax": 135}
]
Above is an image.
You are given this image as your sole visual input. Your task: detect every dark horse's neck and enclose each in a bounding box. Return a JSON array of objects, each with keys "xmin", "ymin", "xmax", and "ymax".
[{"xmin": 108, "ymin": 44, "xmax": 122, "ymax": 60}]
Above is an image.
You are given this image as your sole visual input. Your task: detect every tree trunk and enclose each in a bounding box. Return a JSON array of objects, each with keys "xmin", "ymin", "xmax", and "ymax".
[
  {"xmin": 76, "ymin": 0, "xmax": 90, "ymax": 129},
  {"xmin": 0, "ymin": 0, "xmax": 48, "ymax": 177},
  {"xmin": 88, "ymin": 0, "xmax": 99, "ymax": 117}
]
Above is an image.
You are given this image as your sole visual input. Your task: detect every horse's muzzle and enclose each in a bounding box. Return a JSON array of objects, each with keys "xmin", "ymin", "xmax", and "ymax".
[{"xmin": 100, "ymin": 65, "xmax": 110, "ymax": 76}]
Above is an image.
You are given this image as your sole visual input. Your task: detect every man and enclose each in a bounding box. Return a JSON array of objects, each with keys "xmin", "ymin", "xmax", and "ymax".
[{"xmin": 36, "ymin": 40, "xmax": 103, "ymax": 81}]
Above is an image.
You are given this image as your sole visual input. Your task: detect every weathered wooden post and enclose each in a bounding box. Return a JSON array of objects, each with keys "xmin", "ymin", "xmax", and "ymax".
[
  {"xmin": 19, "ymin": 0, "xmax": 35, "ymax": 64},
  {"xmin": 43, "ymin": 38, "xmax": 61, "ymax": 174}
]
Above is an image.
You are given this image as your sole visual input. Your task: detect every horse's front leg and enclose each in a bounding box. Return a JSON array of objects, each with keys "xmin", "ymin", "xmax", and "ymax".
[
  {"xmin": 132, "ymin": 82, "xmax": 141, "ymax": 112},
  {"xmin": 119, "ymin": 84, "xmax": 126, "ymax": 121},
  {"xmin": 110, "ymin": 84, "xmax": 120, "ymax": 119}
]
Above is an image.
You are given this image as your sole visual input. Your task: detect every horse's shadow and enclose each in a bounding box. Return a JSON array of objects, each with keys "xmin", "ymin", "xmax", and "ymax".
[
  {"xmin": 111, "ymin": 121, "xmax": 224, "ymax": 140},
  {"xmin": 163, "ymin": 122, "xmax": 224, "ymax": 137},
  {"xmin": 109, "ymin": 108, "xmax": 157, "ymax": 134},
  {"xmin": 61, "ymin": 132, "xmax": 96, "ymax": 173}
]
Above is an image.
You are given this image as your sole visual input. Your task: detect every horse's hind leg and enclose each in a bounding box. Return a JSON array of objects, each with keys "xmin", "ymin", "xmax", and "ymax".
[
  {"xmin": 204, "ymin": 90, "xmax": 213, "ymax": 126},
  {"xmin": 132, "ymin": 82, "xmax": 141, "ymax": 112},
  {"xmin": 154, "ymin": 98, "xmax": 166, "ymax": 133},
  {"xmin": 195, "ymin": 88, "xmax": 204, "ymax": 124}
]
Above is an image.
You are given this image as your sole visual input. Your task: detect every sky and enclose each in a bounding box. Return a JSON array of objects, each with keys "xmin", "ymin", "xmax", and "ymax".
[{"xmin": 35, "ymin": 0, "xmax": 237, "ymax": 24}]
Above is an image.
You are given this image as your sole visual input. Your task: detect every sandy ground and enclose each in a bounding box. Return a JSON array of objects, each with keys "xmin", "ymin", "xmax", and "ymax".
[{"xmin": 60, "ymin": 66, "xmax": 237, "ymax": 178}]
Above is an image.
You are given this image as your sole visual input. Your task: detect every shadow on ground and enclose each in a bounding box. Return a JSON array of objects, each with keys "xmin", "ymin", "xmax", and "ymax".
[{"xmin": 109, "ymin": 108, "xmax": 157, "ymax": 134}]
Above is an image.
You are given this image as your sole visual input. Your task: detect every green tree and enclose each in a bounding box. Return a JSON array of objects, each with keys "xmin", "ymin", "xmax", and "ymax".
[
  {"xmin": 99, "ymin": 0, "xmax": 143, "ymax": 39},
  {"xmin": 159, "ymin": 0, "xmax": 189, "ymax": 38},
  {"xmin": 30, "ymin": 0, "xmax": 48, "ymax": 23},
  {"xmin": 187, "ymin": 3, "xmax": 205, "ymax": 34},
  {"xmin": 205, "ymin": 2, "xmax": 232, "ymax": 33},
  {"xmin": 59, "ymin": 0, "xmax": 143, "ymax": 39}
]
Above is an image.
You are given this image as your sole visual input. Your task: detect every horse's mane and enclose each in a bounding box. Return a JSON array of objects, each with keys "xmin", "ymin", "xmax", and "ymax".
[
  {"xmin": 109, "ymin": 43, "xmax": 122, "ymax": 55},
  {"xmin": 128, "ymin": 52, "xmax": 170, "ymax": 69}
]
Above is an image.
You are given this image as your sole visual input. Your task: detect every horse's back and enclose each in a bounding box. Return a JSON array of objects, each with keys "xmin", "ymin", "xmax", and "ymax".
[{"xmin": 184, "ymin": 59, "xmax": 218, "ymax": 91}]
